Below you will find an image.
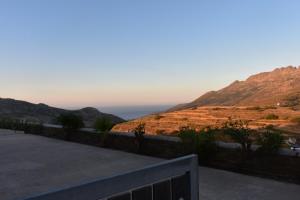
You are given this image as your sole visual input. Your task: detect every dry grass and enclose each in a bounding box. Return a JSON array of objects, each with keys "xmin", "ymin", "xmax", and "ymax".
[{"xmin": 112, "ymin": 106, "xmax": 300, "ymax": 137}]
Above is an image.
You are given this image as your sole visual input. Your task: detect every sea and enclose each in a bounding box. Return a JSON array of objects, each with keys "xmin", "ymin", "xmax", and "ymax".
[{"xmin": 98, "ymin": 105, "xmax": 173, "ymax": 120}]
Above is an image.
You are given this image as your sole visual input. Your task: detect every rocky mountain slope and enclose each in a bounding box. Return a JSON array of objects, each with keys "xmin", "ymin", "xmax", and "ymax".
[
  {"xmin": 170, "ymin": 66, "xmax": 300, "ymax": 111},
  {"xmin": 0, "ymin": 98, "xmax": 124, "ymax": 127}
]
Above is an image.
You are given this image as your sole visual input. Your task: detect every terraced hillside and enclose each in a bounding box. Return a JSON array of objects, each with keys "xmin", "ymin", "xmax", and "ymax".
[
  {"xmin": 113, "ymin": 66, "xmax": 300, "ymax": 136},
  {"xmin": 112, "ymin": 106, "xmax": 300, "ymax": 136}
]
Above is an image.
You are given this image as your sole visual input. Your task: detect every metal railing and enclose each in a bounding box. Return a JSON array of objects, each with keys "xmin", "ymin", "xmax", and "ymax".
[{"xmin": 24, "ymin": 154, "xmax": 199, "ymax": 200}]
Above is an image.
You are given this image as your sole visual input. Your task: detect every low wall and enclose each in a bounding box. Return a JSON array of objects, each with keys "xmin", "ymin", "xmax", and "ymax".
[
  {"xmin": 23, "ymin": 124, "xmax": 300, "ymax": 184},
  {"xmin": 25, "ymin": 125, "xmax": 185, "ymax": 159},
  {"xmin": 26, "ymin": 124, "xmax": 300, "ymax": 158}
]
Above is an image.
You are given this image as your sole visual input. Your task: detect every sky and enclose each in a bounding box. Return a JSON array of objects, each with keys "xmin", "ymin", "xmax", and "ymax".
[{"xmin": 1, "ymin": 0, "xmax": 300, "ymax": 108}]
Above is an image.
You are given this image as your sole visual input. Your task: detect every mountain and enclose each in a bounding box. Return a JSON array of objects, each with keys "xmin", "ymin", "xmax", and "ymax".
[
  {"xmin": 0, "ymin": 98, "xmax": 125, "ymax": 127},
  {"xmin": 170, "ymin": 66, "xmax": 300, "ymax": 111},
  {"xmin": 112, "ymin": 66, "xmax": 300, "ymax": 135}
]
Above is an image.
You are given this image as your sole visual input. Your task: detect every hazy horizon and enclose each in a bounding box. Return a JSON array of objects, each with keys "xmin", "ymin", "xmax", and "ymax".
[
  {"xmin": 63, "ymin": 104, "xmax": 174, "ymax": 120},
  {"xmin": 1, "ymin": 1, "xmax": 300, "ymax": 108},
  {"xmin": 98, "ymin": 105, "xmax": 173, "ymax": 120}
]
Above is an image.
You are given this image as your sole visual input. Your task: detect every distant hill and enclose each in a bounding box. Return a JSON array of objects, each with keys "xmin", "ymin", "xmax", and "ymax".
[
  {"xmin": 0, "ymin": 98, "xmax": 125, "ymax": 127},
  {"xmin": 170, "ymin": 66, "xmax": 300, "ymax": 111}
]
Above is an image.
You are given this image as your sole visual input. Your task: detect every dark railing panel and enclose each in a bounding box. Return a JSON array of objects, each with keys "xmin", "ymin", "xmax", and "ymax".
[{"xmin": 24, "ymin": 155, "xmax": 199, "ymax": 200}]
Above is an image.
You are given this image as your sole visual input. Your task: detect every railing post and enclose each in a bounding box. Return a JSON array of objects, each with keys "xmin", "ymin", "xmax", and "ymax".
[{"xmin": 190, "ymin": 154, "xmax": 199, "ymax": 200}]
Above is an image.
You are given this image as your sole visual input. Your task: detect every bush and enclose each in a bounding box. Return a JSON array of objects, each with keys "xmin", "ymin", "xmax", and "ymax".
[
  {"xmin": 257, "ymin": 130, "xmax": 284, "ymax": 155},
  {"xmin": 0, "ymin": 117, "xmax": 44, "ymax": 134},
  {"xmin": 0, "ymin": 118, "xmax": 27, "ymax": 131},
  {"xmin": 154, "ymin": 115, "xmax": 164, "ymax": 120},
  {"xmin": 93, "ymin": 117, "xmax": 114, "ymax": 147},
  {"xmin": 94, "ymin": 117, "xmax": 113, "ymax": 132},
  {"xmin": 23, "ymin": 123, "xmax": 44, "ymax": 134},
  {"xmin": 57, "ymin": 113, "xmax": 84, "ymax": 131},
  {"xmin": 265, "ymin": 114, "xmax": 279, "ymax": 120},
  {"xmin": 178, "ymin": 126, "xmax": 198, "ymax": 153},
  {"xmin": 265, "ymin": 124, "xmax": 274, "ymax": 130},
  {"xmin": 178, "ymin": 126, "xmax": 217, "ymax": 161},
  {"xmin": 133, "ymin": 123, "xmax": 146, "ymax": 153},
  {"xmin": 196, "ymin": 128, "xmax": 218, "ymax": 161},
  {"xmin": 222, "ymin": 119, "xmax": 253, "ymax": 153}
]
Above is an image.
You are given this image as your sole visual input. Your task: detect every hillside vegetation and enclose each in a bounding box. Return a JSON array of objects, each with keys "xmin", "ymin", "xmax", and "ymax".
[{"xmin": 113, "ymin": 66, "xmax": 300, "ymax": 136}]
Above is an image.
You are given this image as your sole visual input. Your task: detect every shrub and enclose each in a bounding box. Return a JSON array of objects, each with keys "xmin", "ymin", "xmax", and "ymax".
[
  {"xmin": 0, "ymin": 117, "xmax": 44, "ymax": 134},
  {"xmin": 178, "ymin": 126, "xmax": 198, "ymax": 153},
  {"xmin": 154, "ymin": 115, "xmax": 164, "ymax": 120},
  {"xmin": 265, "ymin": 114, "xmax": 279, "ymax": 120},
  {"xmin": 57, "ymin": 113, "xmax": 84, "ymax": 131},
  {"xmin": 196, "ymin": 128, "xmax": 218, "ymax": 161},
  {"xmin": 133, "ymin": 123, "xmax": 146, "ymax": 153},
  {"xmin": 23, "ymin": 123, "xmax": 44, "ymax": 134},
  {"xmin": 93, "ymin": 117, "xmax": 114, "ymax": 147},
  {"xmin": 178, "ymin": 126, "xmax": 217, "ymax": 161},
  {"xmin": 222, "ymin": 119, "xmax": 253, "ymax": 153},
  {"xmin": 0, "ymin": 118, "xmax": 27, "ymax": 131},
  {"xmin": 133, "ymin": 123, "xmax": 145, "ymax": 138},
  {"xmin": 265, "ymin": 124, "xmax": 274, "ymax": 130},
  {"xmin": 257, "ymin": 130, "xmax": 284, "ymax": 155},
  {"xmin": 94, "ymin": 117, "xmax": 113, "ymax": 132}
]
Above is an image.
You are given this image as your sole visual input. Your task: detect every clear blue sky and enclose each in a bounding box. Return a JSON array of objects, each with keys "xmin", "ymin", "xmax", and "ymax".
[{"xmin": 1, "ymin": 0, "xmax": 300, "ymax": 107}]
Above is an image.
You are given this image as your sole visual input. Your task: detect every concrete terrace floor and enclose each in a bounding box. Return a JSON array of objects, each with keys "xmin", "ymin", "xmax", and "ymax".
[
  {"xmin": 0, "ymin": 130, "xmax": 162, "ymax": 200},
  {"xmin": 0, "ymin": 130, "xmax": 300, "ymax": 200}
]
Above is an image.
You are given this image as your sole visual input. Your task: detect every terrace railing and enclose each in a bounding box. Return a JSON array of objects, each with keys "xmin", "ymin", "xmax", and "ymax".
[{"xmin": 24, "ymin": 154, "xmax": 199, "ymax": 200}]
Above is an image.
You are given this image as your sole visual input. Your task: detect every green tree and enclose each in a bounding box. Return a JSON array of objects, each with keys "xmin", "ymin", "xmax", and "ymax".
[
  {"xmin": 178, "ymin": 126, "xmax": 199, "ymax": 153},
  {"xmin": 57, "ymin": 113, "xmax": 84, "ymax": 131},
  {"xmin": 257, "ymin": 129, "xmax": 284, "ymax": 155},
  {"xmin": 222, "ymin": 119, "xmax": 253, "ymax": 153},
  {"xmin": 196, "ymin": 128, "xmax": 218, "ymax": 161},
  {"xmin": 178, "ymin": 126, "xmax": 217, "ymax": 161},
  {"xmin": 94, "ymin": 117, "xmax": 113, "ymax": 132}
]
